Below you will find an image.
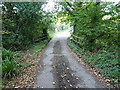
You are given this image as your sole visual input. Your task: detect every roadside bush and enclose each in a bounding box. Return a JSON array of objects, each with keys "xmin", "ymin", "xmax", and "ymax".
[
  {"xmin": 2, "ymin": 48, "xmax": 20, "ymax": 78},
  {"xmin": 2, "ymin": 48, "xmax": 15, "ymax": 60},
  {"xmin": 67, "ymin": 38, "xmax": 119, "ymax": 85},
  {"xmin": 2, "ymin": 58, "xmax": 20, "ymax": 78},
  {"xmin": 89, "ymin": 50, "xmax": 119, "ymax": 79},
  {"xmin": 2, "ymin": 2, "xmax": 54, "ymax": 50}
]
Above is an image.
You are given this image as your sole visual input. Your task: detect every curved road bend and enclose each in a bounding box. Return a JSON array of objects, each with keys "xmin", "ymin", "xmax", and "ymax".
[{"xmin": 34, "ymin": 30, "xmax": 105, "ymax": 88}]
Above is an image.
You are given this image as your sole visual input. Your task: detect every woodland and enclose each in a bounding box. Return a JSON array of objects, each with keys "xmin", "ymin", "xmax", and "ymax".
[{"xmin": 1, "ymin": 1, "xmax": 119, "ymax": 88}]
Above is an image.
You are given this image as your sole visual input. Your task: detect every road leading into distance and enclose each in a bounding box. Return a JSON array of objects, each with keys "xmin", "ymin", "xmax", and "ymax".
[{"xmin": 34, "ymin": 30, "xmax": 105, "ymax": 88}]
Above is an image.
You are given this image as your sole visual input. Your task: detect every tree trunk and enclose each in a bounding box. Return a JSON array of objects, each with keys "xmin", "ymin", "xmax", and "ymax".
[
  {"xmin": 42, "ymin": 28, "xmax": 48, "ymax": 40},
  {"xmin": 73, "ymin": 19, "xmax": 77, "ymax": 35}
]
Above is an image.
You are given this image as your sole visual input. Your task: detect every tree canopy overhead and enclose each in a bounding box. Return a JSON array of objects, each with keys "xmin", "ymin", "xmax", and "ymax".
[
  {"xmin": 2, "ymin": 2, "xmax": 55, "ymax": 50},
  {"xmin": 58, "ymin": 1, "xmax": 119, "ymax": 86},
  {"xmin": 58, "ymin": 1, "xmax": 119, "ymax": 51},
  {"xmin": 1, "ymin": 1, "xmax": 120, "ymax": 88}
]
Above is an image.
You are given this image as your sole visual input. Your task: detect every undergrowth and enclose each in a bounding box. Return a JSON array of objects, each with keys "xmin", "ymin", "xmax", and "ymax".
[
  {"xmin": 2, "ymin": 39, "xmax": 49, "ymax": 87},
  {"xmin": 31, "ymin": 40, "xmax": 49, "ymax": 57},
  {"xmin": 67, "ymin": 38, "xmax": 119, "ymax": 88}
]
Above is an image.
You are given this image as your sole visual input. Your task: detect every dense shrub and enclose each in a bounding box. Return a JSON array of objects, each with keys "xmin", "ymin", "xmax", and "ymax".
[
  {"xmin": 2, "ymin": 2, "xmax": 54, "ymax": 50},
  {"xmin": 2, "ymin": 58, "xmax": 20, "ymax": 78},
  {"xmin": 2, "ymin": 48, "xmax": 15, "ymax": 60},
  {"xmin": 2, "ymin": 48, "xmax": 20, "ymax": 78}
]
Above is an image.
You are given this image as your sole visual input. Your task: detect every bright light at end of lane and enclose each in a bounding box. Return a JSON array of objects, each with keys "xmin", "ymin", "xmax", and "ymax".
[{"xmin": 56, "ymin": 30, "xmax": 71, "ymax": 38}]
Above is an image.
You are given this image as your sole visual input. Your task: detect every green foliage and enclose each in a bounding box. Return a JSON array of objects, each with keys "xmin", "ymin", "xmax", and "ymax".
[
  {"xmin": 2, "ymin": 2, "xmax": 54, "ymax": 50},
  {"xmin": 64, "ymin": 2, "xmax": 119, "ymax": 86},
  {"xmin": 2, "ymin": 48, "xmax": 18, "ymax": 60},
  {"xmin": 68, "ymin": 38, "xmax": 119, "ymax": 85},
  {"xmin": 31, "ymin": 40, "xmax": 49, "ymax": 57},
  {"xmin": 2, "ymin": 58, "xmax": 20, "ymax": 78},
  {"xmin": 2, "ymin": 48, "xmax": 20, "ymax": 78},
  {"xmin": 2, "ymin": 39, "xmax": 49, "ymax": 79},
  {"xmin": 2, "ymin": 2, "xmax": 55, "ymax": 83},
  {"xmin": 59, "ymin": 1, "xmax": 119, "ymax": 51}
]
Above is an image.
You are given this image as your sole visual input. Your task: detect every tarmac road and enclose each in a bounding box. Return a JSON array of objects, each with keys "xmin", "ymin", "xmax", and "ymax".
[{"xmin": 34, "ymin": 30, "xmax": 105, "ymax": 88}]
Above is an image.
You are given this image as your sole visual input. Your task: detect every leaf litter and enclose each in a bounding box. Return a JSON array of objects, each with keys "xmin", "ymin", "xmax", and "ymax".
[{"xmin": 5, "ymin": 47, "xmax": 46, "ymax": 88}]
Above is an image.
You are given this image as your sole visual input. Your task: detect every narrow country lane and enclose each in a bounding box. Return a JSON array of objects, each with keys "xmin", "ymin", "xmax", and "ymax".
[{"xmin": 34, "ymin": 31, "xmax": 105, "ymax": 88}]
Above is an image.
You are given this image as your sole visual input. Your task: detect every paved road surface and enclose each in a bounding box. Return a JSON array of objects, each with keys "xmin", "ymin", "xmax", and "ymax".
[{"xmin": 34, "ymin": 31, "xmax": 105, "ymax": 88}]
